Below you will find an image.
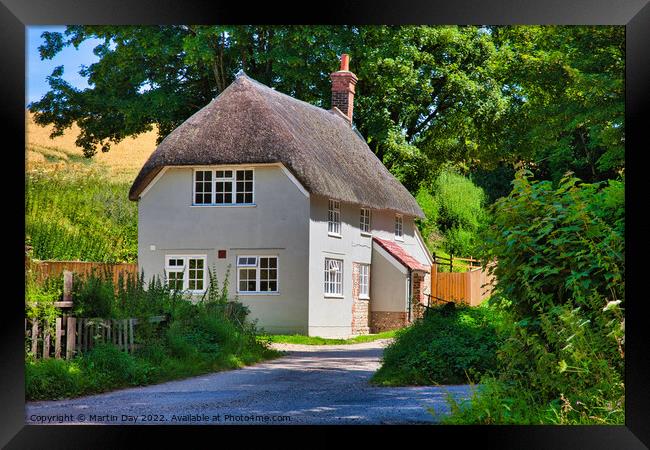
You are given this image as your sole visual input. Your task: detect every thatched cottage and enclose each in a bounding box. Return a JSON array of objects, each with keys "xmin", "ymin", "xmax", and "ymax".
[{"xmin": 129, "ymin": 55, "xmax": 432, "ymax": 337}]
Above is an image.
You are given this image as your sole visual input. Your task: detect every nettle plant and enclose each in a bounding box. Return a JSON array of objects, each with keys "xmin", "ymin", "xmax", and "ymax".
[{"xmin": 481, "ymin": 170, "xmax": 624, "ymax": 423}]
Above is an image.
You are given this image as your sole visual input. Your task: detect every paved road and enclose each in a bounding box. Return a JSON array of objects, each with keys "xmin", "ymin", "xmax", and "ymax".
[{"xmin": 25, "ymin": 340, "xmax": 475, "ymax": 425}]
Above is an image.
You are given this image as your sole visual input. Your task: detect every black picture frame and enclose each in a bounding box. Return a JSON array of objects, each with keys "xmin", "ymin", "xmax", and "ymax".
[{"xmin": 2, "ymin": 0, "xmax": 648, "ymax": 447}]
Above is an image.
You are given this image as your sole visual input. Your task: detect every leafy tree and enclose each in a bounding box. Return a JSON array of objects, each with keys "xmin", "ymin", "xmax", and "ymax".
[
  {"xmin": 29, "ymin": 25, "xmax": 508, "ymax": 192},
  {"xmin": 30, "ymin": 25, "xmax": 624, "ymax": 191},
  {"xmin": 490, "ymin": 26, "xmax": 624, "ymax": 183}
]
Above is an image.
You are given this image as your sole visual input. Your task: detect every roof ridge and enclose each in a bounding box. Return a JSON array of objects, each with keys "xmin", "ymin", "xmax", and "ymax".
[{"xmin": 236, "ymin": 74, "xmax": 331, "ymax": 115}]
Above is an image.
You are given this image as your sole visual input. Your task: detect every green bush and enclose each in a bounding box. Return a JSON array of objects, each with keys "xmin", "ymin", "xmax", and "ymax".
[
  {"xmin": 71, "ymin": 270, "xmax": 115, "ymax": 317},
  {"xmin": 445, "ymin": 170, "xmax": 625, "ymax": 424},
  {"xmin": 81, "ymin": 343, "xmax": 154, "ymax": 386},
  {"xmin": 25, "ymin": 357, "xmax": 83, "ymax": 400},
  {"xmin": 372, "ymin": 303, "xmax": 504, "ymax": 386}
]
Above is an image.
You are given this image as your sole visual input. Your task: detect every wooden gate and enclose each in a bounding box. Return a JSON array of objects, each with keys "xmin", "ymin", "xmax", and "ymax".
[{"xmin": 430, "ymin": 262, "xmax": 496, "ymax": 306}]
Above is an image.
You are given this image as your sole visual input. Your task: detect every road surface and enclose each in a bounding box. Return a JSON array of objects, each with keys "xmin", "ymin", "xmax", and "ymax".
[{"xmin": 25, "ymin": 339, "xmax": 475, "ymax": 425}]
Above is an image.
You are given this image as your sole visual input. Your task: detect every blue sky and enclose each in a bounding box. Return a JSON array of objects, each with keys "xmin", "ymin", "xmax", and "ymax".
[{"xmin": 26, "ymin": 26, "xmax": 102, "ymax": 106}]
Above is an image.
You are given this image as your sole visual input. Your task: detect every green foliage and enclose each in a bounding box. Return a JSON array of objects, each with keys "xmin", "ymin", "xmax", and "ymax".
[
  {"xmin": 445, "ymin": 170, "xmax": 625, "ymax": 424},
  {"xmin": 372, "ymin": 304, "xmax": 504, "ymax": 386},
  {"xmin": 491, "ymin": 26, "xmax": 624, "ymax": 182},
  {"xmin": 25, "ymin": 270, "xmax": 63, "ymax": 357},
  {"xmin": 484, "ymin": 170, "xmax": 624, "ymax": 321},
  {"xmin": 26, "ymin": 268, "xmax": 279, "ymax": 401},
  {"xmin": 469, "ymin": 163, "xmax": 517, "ymax": 204},
  {"xmin": 25, "ymin": 169, "xmax": 137, "ymax": 263},
  {"xmin": 416, "ymin": 168, "xmax": 487, "ymax": 257}
]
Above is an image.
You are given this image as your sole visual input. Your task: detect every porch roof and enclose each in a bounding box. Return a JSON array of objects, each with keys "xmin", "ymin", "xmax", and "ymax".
[{"xmin": 373, "ymin": 237, "xmax": 430, "ymax": 273}]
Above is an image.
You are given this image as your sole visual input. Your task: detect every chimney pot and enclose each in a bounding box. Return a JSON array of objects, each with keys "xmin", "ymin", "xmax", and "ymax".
[{"xmin": 340, "ymin": 54, "xmax": 349, "ymax": 71}]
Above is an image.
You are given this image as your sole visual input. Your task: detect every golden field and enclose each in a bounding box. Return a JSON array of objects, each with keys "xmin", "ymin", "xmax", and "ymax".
[{"xmin": 26, "ymin": 111, "xmax": 158, "ymax": 183}]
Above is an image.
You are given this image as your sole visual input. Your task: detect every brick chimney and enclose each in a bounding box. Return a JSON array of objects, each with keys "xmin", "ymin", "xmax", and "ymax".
[{"xmin": 330, "ymin": 54, "xmax": 358, "ymax": 124}]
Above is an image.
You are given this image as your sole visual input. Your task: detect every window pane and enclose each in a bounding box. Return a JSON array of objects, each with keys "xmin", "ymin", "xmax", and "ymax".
[
  {"xmin": 261, "ymin": 281, "xmax": 268, "ymax": 291},
  {"xmin": 244, "ymin": 193, "xmax": 253, "ymax": 203},
  {"xmin": 236, "ymin": 193, "xmax": 245, "ymax": 203}
]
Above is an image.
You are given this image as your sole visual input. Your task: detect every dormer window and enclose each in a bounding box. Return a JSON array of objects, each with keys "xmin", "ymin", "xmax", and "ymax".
[{"xmin": 193, "ymin": 168, "xmax": 254, "ymax": 206}]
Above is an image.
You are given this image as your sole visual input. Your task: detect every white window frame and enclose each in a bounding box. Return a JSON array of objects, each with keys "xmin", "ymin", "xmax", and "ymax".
[
  {"xmin": 193, "ymin": 170, "xmax": 213, "ymax": 205},
  {"xmin": 359, "ymin": 263, "xmax": 370, "ymax": 299},
  {"xmin": 192, "ymin": 168, "xmax": 255, "ymax": 206},
  {"xmin": 395, "ymin": 214, "xmax": 404, "ymax": 241},
  {"xmin": 324, "ymin": 257, "xmax": 344, "ymax": 297},
  {"xmin": 164, "ymin": 255, "xmax": 207, "ymax": 293},
  {"xmin": 360, "ymin": 207, "xmax": 371, "ymax": 235},
  {"xmin": 236, "ymin": 255, "xmax": 279, "ymax": 295},
  {"xmin": 328, "ymin": 199, "xmax": 341, "ymax": 237}
]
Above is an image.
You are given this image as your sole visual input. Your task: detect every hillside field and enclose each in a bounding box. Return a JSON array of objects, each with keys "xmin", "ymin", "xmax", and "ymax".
[{"xmin": 26, "ymin": 112, "xmax": 157, "ymax": 263}]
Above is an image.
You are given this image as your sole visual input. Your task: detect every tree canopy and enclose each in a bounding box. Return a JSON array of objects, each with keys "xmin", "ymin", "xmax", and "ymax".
[{"xmin": 30, "ymin": 25, "xmax": 624, "ymax": 192}]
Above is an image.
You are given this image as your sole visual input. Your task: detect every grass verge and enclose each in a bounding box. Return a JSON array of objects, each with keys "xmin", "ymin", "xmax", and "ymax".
[
  {"xmin": 262, "ymin": 330, "xmax": 397, "ymax": 345},
  {"xmin": 26, "ymin": 342, "xmax": 281, "ymax": 401}
]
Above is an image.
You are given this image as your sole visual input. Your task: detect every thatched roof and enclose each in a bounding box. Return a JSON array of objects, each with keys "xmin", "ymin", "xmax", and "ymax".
[{"xmin": 129, "ymin": 72, "xmax": 424, "ymax": 218}]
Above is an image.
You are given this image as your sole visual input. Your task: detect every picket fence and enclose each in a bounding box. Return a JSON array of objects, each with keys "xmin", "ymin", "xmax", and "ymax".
[{"xmin": 25, "ymin": 315, "xmax": 166, "ymax": 360}]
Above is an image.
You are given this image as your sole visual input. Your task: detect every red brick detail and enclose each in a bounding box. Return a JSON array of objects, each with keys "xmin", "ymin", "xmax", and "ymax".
[
  {"xmin": 330, "ymin": 62, "xmax": 358, "ymax": 123},
  {"xmin": 370, "ymin": 311, "xmax": 408, "ymax": 333},
  {"xmin": 351, "ymin": 263, "xmax": 370, "ymax": 335},
  {"xmin": 410, "ymin": 270, "xmax": 431, "ymax": 322}
]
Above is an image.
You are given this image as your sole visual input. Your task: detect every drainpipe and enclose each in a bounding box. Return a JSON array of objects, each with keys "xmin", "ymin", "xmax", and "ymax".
[{"xmin": 406, "ymin": 269, "xmax": 412, "ymax": 322}]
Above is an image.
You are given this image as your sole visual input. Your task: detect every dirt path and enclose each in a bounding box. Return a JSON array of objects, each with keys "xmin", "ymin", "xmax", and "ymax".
[{"xmin": 25, "ymin": 340, "xmax": 475, "ymax": 425}]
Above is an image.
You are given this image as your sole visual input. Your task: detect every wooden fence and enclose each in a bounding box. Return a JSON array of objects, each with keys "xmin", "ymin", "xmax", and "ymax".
[
  {"xmin": 27, "ymin": 260, "xmax": 138, "ymax": 287},
  {"xmin": 25, "ymin": 315, "xmax": 166, "ymax": 360},
  {"xmin": 430, "ymin": 262, "xmax": 496, "ymax": 306}
]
